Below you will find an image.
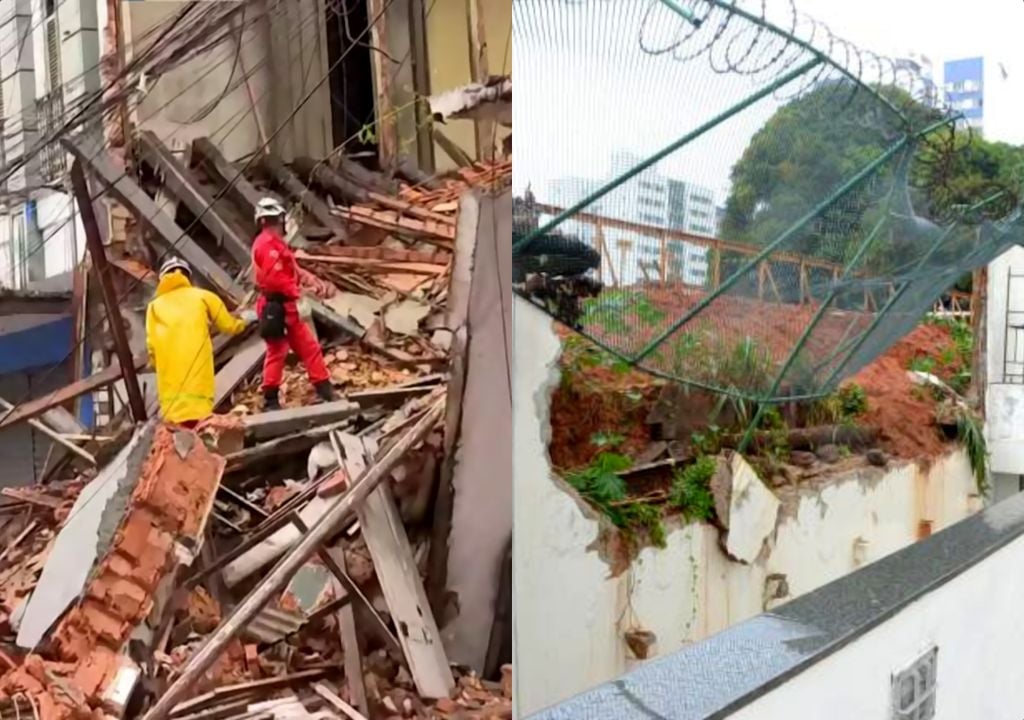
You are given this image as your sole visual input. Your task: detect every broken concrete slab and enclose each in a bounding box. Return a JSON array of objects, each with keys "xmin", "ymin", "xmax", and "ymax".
[
  {"xmin": 325, "ymin": 292, "xmax": 385, "ymax": 331},
  {"xmin": 242, "ymin": 400, "xmax": 361, "ymax": 441},
  {"xmin": 17, "ymin": 421, "xmax": 157, "ymax": 649},
  {"xmin": 724, "ymin": 454, "xmax": 781, "ymax": 564},
  {"xmin": 383, "ymin": 300, "xmax": 430, "ymax": 336}
]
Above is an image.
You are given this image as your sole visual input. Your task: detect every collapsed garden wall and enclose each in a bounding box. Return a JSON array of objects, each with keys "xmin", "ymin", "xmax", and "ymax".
[{"xmin": 513, "ymin": 297, "xmax": 982, "ymax": 716}]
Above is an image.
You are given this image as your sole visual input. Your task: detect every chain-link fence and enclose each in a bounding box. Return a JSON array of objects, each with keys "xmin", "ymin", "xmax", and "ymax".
[{"xmin": 513, "ymin": 0, "xmax": 1024, "ymax": 439}]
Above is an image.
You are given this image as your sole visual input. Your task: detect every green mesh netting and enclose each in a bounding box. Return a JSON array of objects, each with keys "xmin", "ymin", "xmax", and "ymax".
[{"xmin": 512, "ymin": 0, "xmax": 1024, "ymax": 413}]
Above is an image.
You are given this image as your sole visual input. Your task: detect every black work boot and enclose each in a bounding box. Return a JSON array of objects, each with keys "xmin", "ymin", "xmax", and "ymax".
[
  {"xmin": 314, "ymin": 380, "xmax": 337, "ymax": 403},
  {"xmin": 263, "ymin": 388, "xmax": 282, "ymax": 411}
]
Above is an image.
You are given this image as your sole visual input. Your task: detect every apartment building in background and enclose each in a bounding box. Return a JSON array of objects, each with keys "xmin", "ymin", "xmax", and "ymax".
[
  {"xmin": 943, "ymin": 56, "xmax": 984, "ymax": 132},
  {"xmin": 548, "ymin": 151, "xmax": 715, "ymax": 287}
]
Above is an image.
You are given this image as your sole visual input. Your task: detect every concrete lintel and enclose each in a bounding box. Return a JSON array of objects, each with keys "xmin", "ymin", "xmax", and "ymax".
[{"xmin": 242, "ymin": 399, "xmax": 362, "ymax": 441}]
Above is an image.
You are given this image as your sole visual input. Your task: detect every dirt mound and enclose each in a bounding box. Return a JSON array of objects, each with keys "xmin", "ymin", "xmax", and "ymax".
[
  {"xmin": 851, "ymin": 323, "xmax": 957, "ymax": 460},
  {"xmin": 550, "ymin": 314, "xmax": 962, "ymax": 469}
]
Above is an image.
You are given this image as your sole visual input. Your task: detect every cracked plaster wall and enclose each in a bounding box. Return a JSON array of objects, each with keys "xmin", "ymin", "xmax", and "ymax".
[{"xmin": 512, "ymin": 296, "xmax": 980, "ymax": 716}]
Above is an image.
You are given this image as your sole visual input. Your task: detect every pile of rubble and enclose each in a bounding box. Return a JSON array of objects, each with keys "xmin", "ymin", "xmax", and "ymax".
[{"xmin": 0, "ymin": 139, "xmax": 511, "ymax": 720}]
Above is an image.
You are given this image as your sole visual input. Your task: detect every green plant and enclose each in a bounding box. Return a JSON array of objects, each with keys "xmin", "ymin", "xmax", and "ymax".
[
  {"xmin": 565, "ymin": 453, "xmax": 668, "ymax": 546},
  {"xmin": 590, "ymin": 431, "xmax": 626, "ymax": 448},
  {"xmin": 582, "ymin": 291, "xmax": 665, "ymax": 335},
  {"xmin": 837, "ymin": 383, "xmax": 868, "ymax": 417},
  {"xmin": 908, "ymin": 356, "xmax": 937, "ymax": 374},
  {"xmin": 956, "ymin": 409, "xmax": 988, "ymax": 494},
  {"xmin": 620, "ymin": 502, "xmax": 667, "ymax": 548},
  {"xmin": 565, "ymin": 452, "xmax": 631, "ymax": 521},
  {"xmin": 690, "ymin": 424, "xmax": 724, "ymax": 455},
  {"xmin": 669, "ymin": 456, "xmax": 717, "ymax": 522},
  {"xmin": 838, "ymin": 444, "xmax": 852, "ymax": 458}
]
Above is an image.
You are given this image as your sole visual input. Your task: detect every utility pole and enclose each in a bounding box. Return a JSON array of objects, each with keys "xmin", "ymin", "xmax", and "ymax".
[{"xmin": 70, "ymin": 159, "xmax": 147, "ymax": 423}]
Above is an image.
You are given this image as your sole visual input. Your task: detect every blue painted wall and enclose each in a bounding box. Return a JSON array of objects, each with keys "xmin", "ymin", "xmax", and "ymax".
[{"xmin": 0, "ymin": 315, "xmax": 73, "ymax": 375}]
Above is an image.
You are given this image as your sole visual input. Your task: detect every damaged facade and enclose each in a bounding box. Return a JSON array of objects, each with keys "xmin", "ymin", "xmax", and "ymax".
[{"xmin": 0, "ymin": 0, "xmax": 511, "ymax": 718}]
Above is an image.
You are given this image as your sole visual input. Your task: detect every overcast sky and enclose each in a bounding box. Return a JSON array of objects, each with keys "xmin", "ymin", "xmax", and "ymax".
[{"xmin": 514, "ymin": 0, "xmax": 1024, "ymax": 205}]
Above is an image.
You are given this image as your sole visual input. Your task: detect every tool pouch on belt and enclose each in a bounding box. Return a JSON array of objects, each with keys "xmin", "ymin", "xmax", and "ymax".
[{"xmin": 259, "ymin": 293, "xmax": 287, "ymax": 340}]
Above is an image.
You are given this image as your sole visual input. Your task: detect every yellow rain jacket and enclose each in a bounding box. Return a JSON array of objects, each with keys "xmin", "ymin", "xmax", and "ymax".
[{"xmin": 145, "ymin": 272, "xmax": 246, "ymax": 423}]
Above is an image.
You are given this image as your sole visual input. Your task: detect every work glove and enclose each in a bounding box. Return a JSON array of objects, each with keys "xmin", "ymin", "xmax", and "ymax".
[{"xmin": 240, "ymin": 309, "xmax": 258, "ymax": 324}]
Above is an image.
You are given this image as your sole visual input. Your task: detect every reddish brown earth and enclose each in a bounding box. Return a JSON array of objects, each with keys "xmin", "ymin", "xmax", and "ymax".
[
  {"xmin": 550, "ymin": 288, "xmax": 964, "ymax": 469},
  {"xmin": 851, "ymin": 323, "xmax": 960, "ymax": 460}
]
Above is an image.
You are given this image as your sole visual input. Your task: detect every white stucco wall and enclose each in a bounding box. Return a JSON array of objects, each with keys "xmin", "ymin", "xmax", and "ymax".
[
  {"xmin": 728, "ymin": 521, "xmax": 1024, "ymax": 720},
  {"xmin": 513, "ymin": 296, "xmax": 982, "ymax": 716},
  {"xmin": 986, "ymin": 247, "xmax": 1024, "ymax": 476}
]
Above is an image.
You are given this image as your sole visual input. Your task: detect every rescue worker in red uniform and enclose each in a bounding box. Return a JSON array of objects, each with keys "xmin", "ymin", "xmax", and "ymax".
[{"xmin": 252, "ymin": 197, "xmax": 336, "ymax": 410}]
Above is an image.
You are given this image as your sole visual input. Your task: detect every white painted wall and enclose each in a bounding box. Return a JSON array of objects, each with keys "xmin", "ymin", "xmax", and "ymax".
[
  {"xmin": 985, "ymin": 247, "xmax": 1024, "ymax": 476},
  {"xmin": 728, "ymin": 522, "xmax": 1024, "ymax": 720},
  {"xmin": 513, "ymin": 296, "xmax": 982, "ymax": 716},
  {"xmin": 36, "ymin": 191, "xmax": 83, "ymax": 282}
]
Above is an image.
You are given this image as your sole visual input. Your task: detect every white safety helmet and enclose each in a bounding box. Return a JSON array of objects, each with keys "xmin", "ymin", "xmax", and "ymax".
[
  {"xmin": 254, "ymin": 197, "xmax": 287, "ymax": 222},
  {"xmin": 159, "ymin": 256, "xmax": 191, "ymax": 278}
]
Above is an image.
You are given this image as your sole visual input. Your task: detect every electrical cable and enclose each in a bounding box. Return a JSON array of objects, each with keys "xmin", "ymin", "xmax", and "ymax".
[
  {"xmin": 1, "ymin": 0, "xmax": 329, "ymax": 282},
  {"xmin": 0, "ymin": 0, "xmax": 397, "ymax": 432}
]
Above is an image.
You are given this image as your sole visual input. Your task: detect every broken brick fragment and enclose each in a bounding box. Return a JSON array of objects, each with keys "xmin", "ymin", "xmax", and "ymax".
[{"xmin": 0, "ymin": 423, "xmax": 225, "ymax": 719}]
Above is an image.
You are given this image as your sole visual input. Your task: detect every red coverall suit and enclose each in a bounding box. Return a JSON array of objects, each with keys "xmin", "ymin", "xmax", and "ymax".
[{"xmin": 252, "ymin": 227, "xmax": 330, "ymax": 390}]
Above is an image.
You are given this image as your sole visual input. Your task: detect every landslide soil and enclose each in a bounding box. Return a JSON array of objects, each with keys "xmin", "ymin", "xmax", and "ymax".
[{"xmin": 550, "ymin": 296, "xmax": 964, "ymax": 470}]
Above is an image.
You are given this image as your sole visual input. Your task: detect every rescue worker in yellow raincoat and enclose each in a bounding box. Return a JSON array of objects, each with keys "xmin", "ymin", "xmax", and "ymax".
[{"xmin": 145, "ymin": 257, "xmax": 254, "ymax": 427}]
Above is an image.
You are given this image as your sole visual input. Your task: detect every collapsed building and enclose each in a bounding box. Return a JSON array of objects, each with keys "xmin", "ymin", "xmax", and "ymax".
[{"xmin": 0, "ymin": 1, "xmax": 511, "ymax": 718}]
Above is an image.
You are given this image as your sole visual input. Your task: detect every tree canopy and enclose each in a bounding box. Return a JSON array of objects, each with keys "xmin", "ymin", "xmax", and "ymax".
[{"xmin": 721, "ymin": 81, "xmax": 1024, "ymax": 267}]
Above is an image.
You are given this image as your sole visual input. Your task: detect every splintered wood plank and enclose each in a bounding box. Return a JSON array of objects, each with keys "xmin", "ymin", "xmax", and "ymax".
[
  {"xmin": 324, "ymin": 548, "xmax": 369, "ymax": 719},
  {"xmin": 0, "ymin": 353, "xmax": 149, "ymax": 431},
  {"xmin": 333, "ymin": 207, "xmax": 456, "ymax": 242},
  {"xmin": 356, "ymin": 483, "xmax": 454, "ymax": 698}
]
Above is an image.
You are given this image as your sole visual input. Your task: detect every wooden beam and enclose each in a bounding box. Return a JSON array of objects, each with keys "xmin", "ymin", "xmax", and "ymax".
[
  {"xmin": 408, "ymin": 0, "xmax": 435, "ymax": 172},
  {"xmin": 191, "ymin": 137, "xmax": 264, "ymax": 221},
  {"xmin": 62, "ymin": 137, "xmax": 244, "ymax": 306},
  {"xmin": 0, "ymin": 354, "xmax": 148, "ymax": 431},
  {"xmin": 466, "ymin": 0, "xmax": 494, "ymax": 162},
  {"xmin": 262, "ymin": 153, "xmax": 348, "ymax": 239},
  {"xmin": 0, "ymin": 396, "xmax": 95, "ymax": 465},
  {"xmin": 138, "ymin": 131, "xmax": 252, "ymax": 266},
  {"xmin": 293, "ymin": 157, "xmax": 369, "ymax": 205},
  {"xmin": 368, "ymin": 0, "xmax": 398, "ymax": 167},
  {"xmin": 71, "ymin": 158, "xmax": 147, "ymax": 423},
  {"xmin": 223, "ymin": 420, "xmax": 352, "ymax": 473}
]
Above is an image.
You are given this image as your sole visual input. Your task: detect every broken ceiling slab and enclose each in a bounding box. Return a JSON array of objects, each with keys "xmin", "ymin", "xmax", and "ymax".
[
  {"xmin": 17, "ymin": 421, "xmax": 157, "ymax": 649},
  {"xmin": 325, "ymin": 292, "xmax": 385, "ymax": 331},
  {"xmin": 384, "ymin": 300, "xmax": 431, "ymax": 336},
  {"xmin": 242, "ymin": 400, "xmax": 361, "ymax": 441},
  {"xmin": 724, "ymin": 454, "xmax": 781, "ymax": 564}
]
